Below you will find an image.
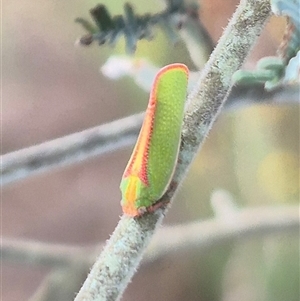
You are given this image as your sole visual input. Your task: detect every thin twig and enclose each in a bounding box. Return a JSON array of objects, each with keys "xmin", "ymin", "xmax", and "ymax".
[
  {"xmin": 2, "ymin": 205, "xmax": 299, "ymax": 268},
  {"xmin": 1, "ymin": 238, "xmax": 96, "ymax": 267},
  {"xmin": 147, "ymin": 205, "xmax": 299, "ymax": 262},
  {"xmin": 28, "ymin": 265, "xmax": 89, "ymax": 301},
  {"xmin": 1, "ymin": 113, "xmax": 144, "ymax": 186},
  {"xmin": 74, "ymin": 1, "xmax": 272, "ymax": 300},
  {"xmin": 1, "ymin": 83, "xmax": 298, "ymax": 187},
  {"xmin": 178, "ymin": 9, "xmax": 214, "ymax": 69}
]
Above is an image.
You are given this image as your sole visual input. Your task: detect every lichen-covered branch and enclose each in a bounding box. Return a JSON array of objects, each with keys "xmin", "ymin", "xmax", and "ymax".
[{"xmin": 74, "ymin": 1, "xmax": 272, "ymax": 300}]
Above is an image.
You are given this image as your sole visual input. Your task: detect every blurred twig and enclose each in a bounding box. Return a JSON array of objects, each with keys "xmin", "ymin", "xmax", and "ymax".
[
  {"xmin": 148, "ymin": 205, "xmax": 300, "ymax": 262},
  {"xmin": 177, "ymin": 8, "xmax": 214, "ymax": 69},
  {"xmin": 6, "ymin": 204, "xmax": 298, "ymax": 300},
  {"xmin": 76, "ymin": 0, "xmax": 213, "ymax": 57},
  {"xmin": 1, "ymin": 238, "xmax": 96, "ymax": 267},
  {"xmin": 1, "ymin": 83, "xmax": 298, "ymax": 187},
  {"xmin": 28, "ymin": 265, "xmax": 89, "ymax": 301},
  {"xmin": 76, "ymin": 0, "xmax": 214, "ymax": 69},
  {"xmin": 2, "ymin": 205, "xmax": 299, "ymax": 268},
  {"xmin": 1, "ymin": 113, "xmax": 144, "ymax": 186}
]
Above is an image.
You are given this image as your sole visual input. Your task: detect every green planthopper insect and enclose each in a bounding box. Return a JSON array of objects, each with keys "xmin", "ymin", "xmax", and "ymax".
[{"xmin": 120, "ymin": 63, "xmax": 189, "ymax": 216}]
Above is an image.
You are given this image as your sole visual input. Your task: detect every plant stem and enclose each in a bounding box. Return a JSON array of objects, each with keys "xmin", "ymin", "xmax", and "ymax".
[{"xmin": 74, "ymin": 1, "xmax": 272, "ymax": 300}]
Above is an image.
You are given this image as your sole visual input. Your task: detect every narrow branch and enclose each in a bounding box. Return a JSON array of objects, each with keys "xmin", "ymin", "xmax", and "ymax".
[
  {"xmin": 2, "ymin": 206, "xmax": 299, "ymax": 269},
  {"xmin": 2, "ymin": 83, "xmax": 298, "ymax": 187},
  {"xmin": 29, "ymin": 265, "xmax": 89, "ymax": 301},
  {"xmin": 178, "ymin": 9, "xmax": 214, "ymax": 69},
  {"xmin": 1, "ymin": 113, "xmax": 144, "ymax": 186},
  {"xmin": 147, "ymin": 205, "xmax": 299, "ymax": 262},
  {"xmin": 1, "ymin": 238, "xmax": 96, "ymax": 267},
  {"xmin": 75, "ymin": 1, "xmax": 272, "ymax": 300},
  {"xmin": 74, "ymin": 213, "xmax": 164, "ymax": 301}
]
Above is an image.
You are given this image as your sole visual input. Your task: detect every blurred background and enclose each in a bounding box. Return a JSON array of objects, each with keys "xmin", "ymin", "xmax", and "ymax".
[{"xmin": 2, "ymin": 0, "xmax": 299, "ymax": 300}]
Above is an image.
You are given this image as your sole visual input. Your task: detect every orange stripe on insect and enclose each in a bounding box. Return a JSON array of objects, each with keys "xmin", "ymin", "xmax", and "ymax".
[{"xmin": 123, "ymin": 90, "xmax": 156, "ymax": 186}]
